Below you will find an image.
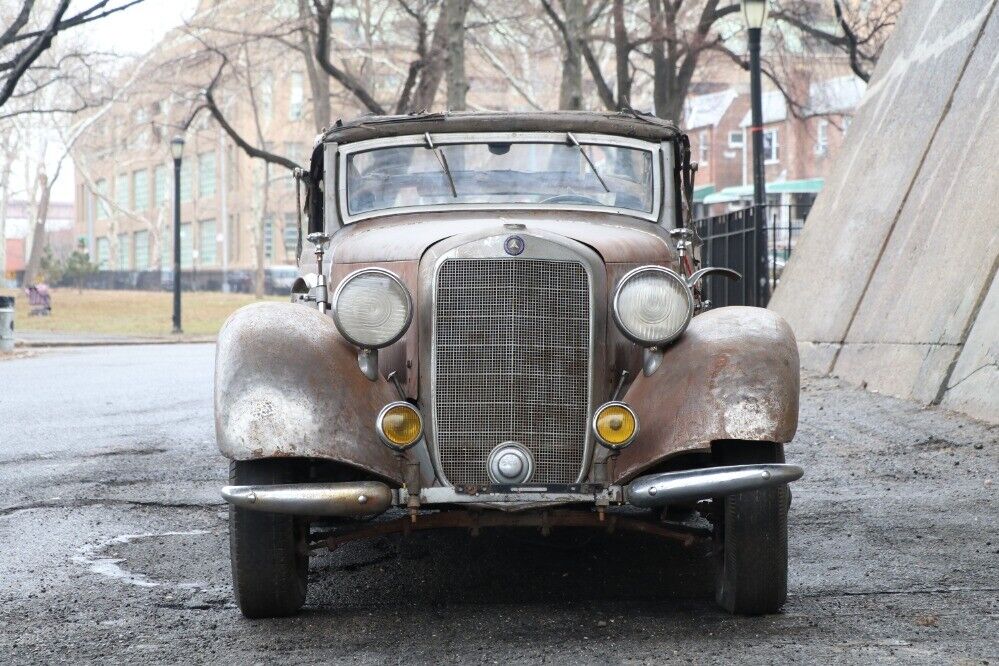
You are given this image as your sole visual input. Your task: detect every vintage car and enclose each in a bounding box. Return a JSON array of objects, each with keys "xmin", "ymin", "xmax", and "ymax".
[{"xmin": 216, "ymin": 111, "xmax": 802, "ymax": 618}]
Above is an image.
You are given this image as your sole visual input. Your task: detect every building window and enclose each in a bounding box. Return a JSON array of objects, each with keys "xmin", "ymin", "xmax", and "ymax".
[
  {"xmin": 95, "ymin": 179, "xmax": 110, "ymax": 219},
  {"xmin": 180, "ymin": 161, "xmax": 193, "ymax": 202},
  {"xmin": 117, "ymin": 233, "xmax": 130, "ymax": 270},
  {"xmin": 154, "ymin": 165, "xmax": 168, "ymax": 206},
  {"xmin": 283, "ymin": 213, "xmax": 299, "ymax": 260},
  {"xmin": 180, "ymin": 222, "xmax": 193, "ymax": 268},
  {"xmin": 263, "ymin": 216, "xmax": 274, "ymax": 260},
  {"xmin": 698, "ymin": 130, "xmax": 710, "ymax": 164},
  {"xmin": 763, "ymin": 128, "xmax": 779, "ymax": 163},
  {"xmin": 198, "ymin": 152, "xmax": 216, "ymax": 198},
  {"xmin": 115, "ymin": 173, "xmax": 129, "ymax": 210},
  {"xmin": 134, "ymin": 230, "xmax": 149, "ymax": 270},
  {"xmin": 96, "ymin": 237, "xmax": 110, "ymax": 270},
  {"xmin": 289, "ymin": 72, "xmax": 304, "ymax": 121},
  {"xmin": 133, "ymin": 169, "xmax": 149, "ymax": 211},
  {"xmin": 728, "ymin": 131, "xmax": 744, "ymax": 149},
  {"xmin": 199, "ymin": 219, "xmax": 217, "ymax": 266},
  {"xmin": 815, "ymin": 119, "xmax": 829, "ymax": 156}
]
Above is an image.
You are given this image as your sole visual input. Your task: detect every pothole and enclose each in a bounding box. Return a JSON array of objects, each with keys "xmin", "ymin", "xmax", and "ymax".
[{"xmin": 72, "ymin": 529, "xmax": 223, "ymax": 590}]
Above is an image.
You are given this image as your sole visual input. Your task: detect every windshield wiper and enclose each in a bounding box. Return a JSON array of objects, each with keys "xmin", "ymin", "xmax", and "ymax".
[
  {"xmin": 424, "ymin": 132, "xmax": 457, "ymax": 198},
  {"xmin": 567, "ymin": 132, "xmax": 610, "ymax": 192}
]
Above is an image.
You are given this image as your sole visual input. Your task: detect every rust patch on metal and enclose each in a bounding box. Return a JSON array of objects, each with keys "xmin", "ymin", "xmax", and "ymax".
[{"xmin": 612, "ymin": 306, "xmax": 799, "ymax": 484}]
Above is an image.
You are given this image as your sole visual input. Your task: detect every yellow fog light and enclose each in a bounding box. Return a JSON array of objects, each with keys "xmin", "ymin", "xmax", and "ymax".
[
  {"xmin": 593, "ymin": 402, "xmax": 639, "ymax": 450},
  {"xmin": 376, "ymin": 401, "xmax": 423, "ymax": 450}
]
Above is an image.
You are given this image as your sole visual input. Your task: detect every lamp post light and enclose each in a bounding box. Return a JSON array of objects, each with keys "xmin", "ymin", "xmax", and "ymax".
[
  {"xmin": 170, "ymin": 135, "xmax": 184, "ymax": 333},
  {"xmin": 742, "ymin": 0, "xmax": 769, "ymax": 305}
]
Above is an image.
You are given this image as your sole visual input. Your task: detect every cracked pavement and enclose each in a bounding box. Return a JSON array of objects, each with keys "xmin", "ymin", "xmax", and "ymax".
[{"xmin": 0, "ymin": 344, "xmax": 997, "ymax": 664}]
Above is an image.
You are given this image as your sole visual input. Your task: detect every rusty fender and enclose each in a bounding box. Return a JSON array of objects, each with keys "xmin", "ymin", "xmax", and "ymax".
[
  {"xmin": 215, "ymin": 301, "xmax": 404, "ymax": 484},
  {"xmin": 613, "ymin": 306, "xmax": 799, "ymax": 484}
]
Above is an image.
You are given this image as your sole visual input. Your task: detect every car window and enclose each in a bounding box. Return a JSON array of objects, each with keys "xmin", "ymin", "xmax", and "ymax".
[{"xmin": 345, "ymin": 140, "xmax": 655, "ymax": 218}]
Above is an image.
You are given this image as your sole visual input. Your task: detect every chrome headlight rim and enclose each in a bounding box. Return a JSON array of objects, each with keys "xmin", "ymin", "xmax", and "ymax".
[
  {"xmin": 331, "ymin": 267, "xmax": 413, "ymax": 349},
  {"xmin": 375, "ymin": 400, "xmax": 424, "ymax": 451},
  {"xmin": 611, "ymin": 265, "xmax": 694, "ymax": 347},
  {"xmin": 592, "ymin": 400, "xmax": 640, "ymax": 450}
]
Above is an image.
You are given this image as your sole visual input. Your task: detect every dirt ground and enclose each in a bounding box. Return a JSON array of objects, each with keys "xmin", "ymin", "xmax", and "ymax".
[{"xmin": 0, "ymin": 344, "xmax": 996, "ymax": 664}]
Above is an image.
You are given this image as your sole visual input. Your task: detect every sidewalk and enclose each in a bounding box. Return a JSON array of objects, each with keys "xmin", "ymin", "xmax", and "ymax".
[{"xmin": 12, "ymin": 330, "xmax": 216, "ymax": 348}]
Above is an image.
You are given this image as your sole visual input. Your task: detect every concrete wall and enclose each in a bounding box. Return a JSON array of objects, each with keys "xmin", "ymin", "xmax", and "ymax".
[{"xmin": 769, "ymin": 0, "xmax": 999, "ymax": 424}]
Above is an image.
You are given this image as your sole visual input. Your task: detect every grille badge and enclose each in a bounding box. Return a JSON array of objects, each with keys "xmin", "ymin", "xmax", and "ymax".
[{"xmin": 504, "ymin": 235, "xmax": 525, "ymax": 256}]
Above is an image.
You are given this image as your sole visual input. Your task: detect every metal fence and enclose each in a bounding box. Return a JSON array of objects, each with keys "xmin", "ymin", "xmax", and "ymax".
[{"xmin": 693, "ymin": 204, "xmax": 810, "ymax": 307}]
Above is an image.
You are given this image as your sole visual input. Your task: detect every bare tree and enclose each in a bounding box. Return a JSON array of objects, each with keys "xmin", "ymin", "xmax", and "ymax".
[
  {"xmin": 771, "ymin": 0, "xmax": 904, "ymax": 83},
  {"xmin": 0, "ymin": 0, "xmax": 146, "ymax": 111},
  {"xmin": 445, "ymin": 0, "xmax": 472, "ymax": 110}
]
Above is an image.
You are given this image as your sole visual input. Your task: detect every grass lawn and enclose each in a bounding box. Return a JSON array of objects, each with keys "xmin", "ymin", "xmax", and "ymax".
[{"xmin": 1, "ymin": 288, "xmax": 283, "ymax": 338}]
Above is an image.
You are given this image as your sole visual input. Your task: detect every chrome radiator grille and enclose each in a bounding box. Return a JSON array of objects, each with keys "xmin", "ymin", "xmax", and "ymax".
[{"xmin": 433, "ymin": 258, "xmax": 591, "ymax": 485}]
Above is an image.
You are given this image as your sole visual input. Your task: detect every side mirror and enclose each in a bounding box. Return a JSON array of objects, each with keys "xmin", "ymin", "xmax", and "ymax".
[{"xmin": 686, "ymin": 267, "xmax": 741, "ymax": 289}]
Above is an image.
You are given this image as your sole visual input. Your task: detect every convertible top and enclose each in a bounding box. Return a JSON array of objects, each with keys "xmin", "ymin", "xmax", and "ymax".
[{"xmin": 320, "ymin": 110, "xmax": 681, "ymax": 145}]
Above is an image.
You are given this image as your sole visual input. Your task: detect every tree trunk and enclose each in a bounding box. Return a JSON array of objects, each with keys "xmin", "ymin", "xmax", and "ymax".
[
  {"xmin": 407, "ymin": 8, "xmax": 449, "ymax": 112},
  {"xmin": 559, "ymin": 0, "xmax": 584, "ymax": 110},
  {"xmin": 612, "ymin": 0, "xmax": 631, "ymax": 110},
  {"xmin": 23, "ymin": 171, "xmax": 51, "ymax": 286},
  {"xmin": 445, "ymin": 0, "xmax": 472, "ymax": 111},
  {"xmin": 300, "ymin": 0, "xmax": 330, "ymax": 131},
  {"xmin": 0, "ymin": 158, "xmax": 10, "ymax": 281}
]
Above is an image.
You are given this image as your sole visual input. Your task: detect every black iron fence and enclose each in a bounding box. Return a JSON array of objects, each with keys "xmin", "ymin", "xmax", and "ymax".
[
  {"xmin": 43, "ymin": 269, "xmax": 294, "ymax": 295},
  {"xmin": 693, "ymin": 204, "xmax": 810, "ymax": 307}
]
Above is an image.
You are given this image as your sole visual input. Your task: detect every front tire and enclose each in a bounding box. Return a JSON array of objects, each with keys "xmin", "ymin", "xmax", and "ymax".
[
  {"xmin": 713, "ymin": 442, "xmax": 789, "ymax": 615},
  {"xmin": 229, "ymin": 459, "xmax": 309, "ymax": 618}
]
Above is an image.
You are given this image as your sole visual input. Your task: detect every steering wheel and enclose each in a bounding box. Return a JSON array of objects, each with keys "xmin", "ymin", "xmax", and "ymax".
[{"xmin": 539, "ymin": 193, "xmax": 602, "ymax": 205}]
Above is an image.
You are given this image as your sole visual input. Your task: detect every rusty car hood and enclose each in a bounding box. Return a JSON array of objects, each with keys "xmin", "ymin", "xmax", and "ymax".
[{"xmin": 328, "ymin": 211, "xmax": 675, "ymax": 265}]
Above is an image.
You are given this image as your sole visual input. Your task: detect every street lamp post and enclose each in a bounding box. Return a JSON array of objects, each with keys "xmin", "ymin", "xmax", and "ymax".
[
  {"xmin": 170, "ymin": 136, "xmax": 184, "ymax": 333},
  {"xmin": 743, "ymin": 0, "xmax": 769, "ymax": 305}
]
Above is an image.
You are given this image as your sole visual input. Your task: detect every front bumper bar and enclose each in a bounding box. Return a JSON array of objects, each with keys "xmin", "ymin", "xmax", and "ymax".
[{"xmin": 221, "ymin": 464, "xmax": 803, "ymax": 516}]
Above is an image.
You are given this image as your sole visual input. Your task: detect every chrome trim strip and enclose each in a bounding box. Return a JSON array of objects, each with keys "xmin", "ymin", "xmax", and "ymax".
[{"xmin": 337, "ymin": 131, "xmax": 662, "ymax": 224}]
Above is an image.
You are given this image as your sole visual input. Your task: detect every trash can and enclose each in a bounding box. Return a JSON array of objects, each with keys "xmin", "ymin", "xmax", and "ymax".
[{"xmin": 0, "ymin": 295, "xmax": 14, "ymax": 352}]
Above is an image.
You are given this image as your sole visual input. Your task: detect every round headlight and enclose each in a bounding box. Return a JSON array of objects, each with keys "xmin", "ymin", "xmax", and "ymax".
[
  {"xmin": 612, "ymin": 266, "xmax": 693, "ymax": 346},
  {"xmin": 376, "ymin": 402, "xmax": 423, "ymax": 450},
  {"xmin": 332, "ymin": 268, "xmax": 413, "ymax": 348},
  {"xmin": 593, "ymin": 401, "xmax": 639, "ymax": 449}
]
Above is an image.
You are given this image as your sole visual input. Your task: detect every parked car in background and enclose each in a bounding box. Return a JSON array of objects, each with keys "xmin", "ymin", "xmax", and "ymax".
[{"xmin": 215, "ymin": 112, "xmax": 803, "ymax": 619}]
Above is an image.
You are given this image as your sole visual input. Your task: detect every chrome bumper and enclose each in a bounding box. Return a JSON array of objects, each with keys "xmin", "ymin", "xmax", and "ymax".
[{"xmin": 221, "ymin": 464, "xmax": 803, "ymax": 515}]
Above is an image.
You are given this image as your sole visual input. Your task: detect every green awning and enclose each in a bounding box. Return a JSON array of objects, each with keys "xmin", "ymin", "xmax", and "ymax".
[
  {"xmin": 693, "ymin": 184, "xmax": 715, "ymax": 203},
  {"xmin": 702, "ymin": 184, "xmax": 753, "ymax": 205},
  {"xmin": 767, "ymin": 177, "xmax": 824, "ymax": 194},
  {"xmin": 700, "ymin": 178, "xmax": 824, "ymax": 204}
]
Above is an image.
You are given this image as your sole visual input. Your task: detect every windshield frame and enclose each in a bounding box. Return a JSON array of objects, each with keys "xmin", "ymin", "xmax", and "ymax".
[{"xmin": 336, "ymin": 131, "xmax": 663, "ymax": 225}]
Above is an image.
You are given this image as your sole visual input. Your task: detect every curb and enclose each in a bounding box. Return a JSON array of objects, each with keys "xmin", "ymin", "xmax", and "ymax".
[{"xmin": 14, "ymin": 337, "xmax": 216, "ymax": 348}]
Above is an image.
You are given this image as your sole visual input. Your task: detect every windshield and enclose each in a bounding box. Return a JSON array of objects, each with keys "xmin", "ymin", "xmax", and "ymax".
[{"xmin": 344, "ymin": 138, "xmax": 656, "ymax": 219}]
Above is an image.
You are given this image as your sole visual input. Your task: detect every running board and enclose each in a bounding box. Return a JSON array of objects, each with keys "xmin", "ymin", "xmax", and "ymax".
[{"xmin": 626, "ymin": 464, "xmax": 803, "ymax": 507}]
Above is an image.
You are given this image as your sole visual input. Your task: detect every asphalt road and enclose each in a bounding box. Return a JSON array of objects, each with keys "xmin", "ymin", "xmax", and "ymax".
[{"xmin": 1, "ymin": 344, "xmax": 997, "ymax": 664}]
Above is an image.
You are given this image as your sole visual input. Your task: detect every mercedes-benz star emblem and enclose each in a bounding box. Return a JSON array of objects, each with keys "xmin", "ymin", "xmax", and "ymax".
[{"xmin": 504, "ymin": 235, "xmax": 525, "ymax": 256}]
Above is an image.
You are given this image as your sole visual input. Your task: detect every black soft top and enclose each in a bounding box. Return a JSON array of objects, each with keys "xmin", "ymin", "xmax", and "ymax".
[{"xmin": 321, "ymin": 110, "xmax": 681, "ymax": 145}]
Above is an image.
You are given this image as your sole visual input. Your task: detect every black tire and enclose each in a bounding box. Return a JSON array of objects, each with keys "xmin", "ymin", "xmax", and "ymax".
[
  {"xmin": 713, "ymin": 442, "xmax": 789, "ymax": 615},
  {"xmin": 229, "ymin": 459, "xmax": 309, "ymax": 618}
]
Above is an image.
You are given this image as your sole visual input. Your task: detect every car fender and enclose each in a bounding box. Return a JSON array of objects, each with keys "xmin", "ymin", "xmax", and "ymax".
[
  {"xmin": 215, "ymin": 301, "xmax": 404, "ymax": 484},
  {"xmin": 612, "ymin": 306, "xmax": 799, "ymax": 483}
]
